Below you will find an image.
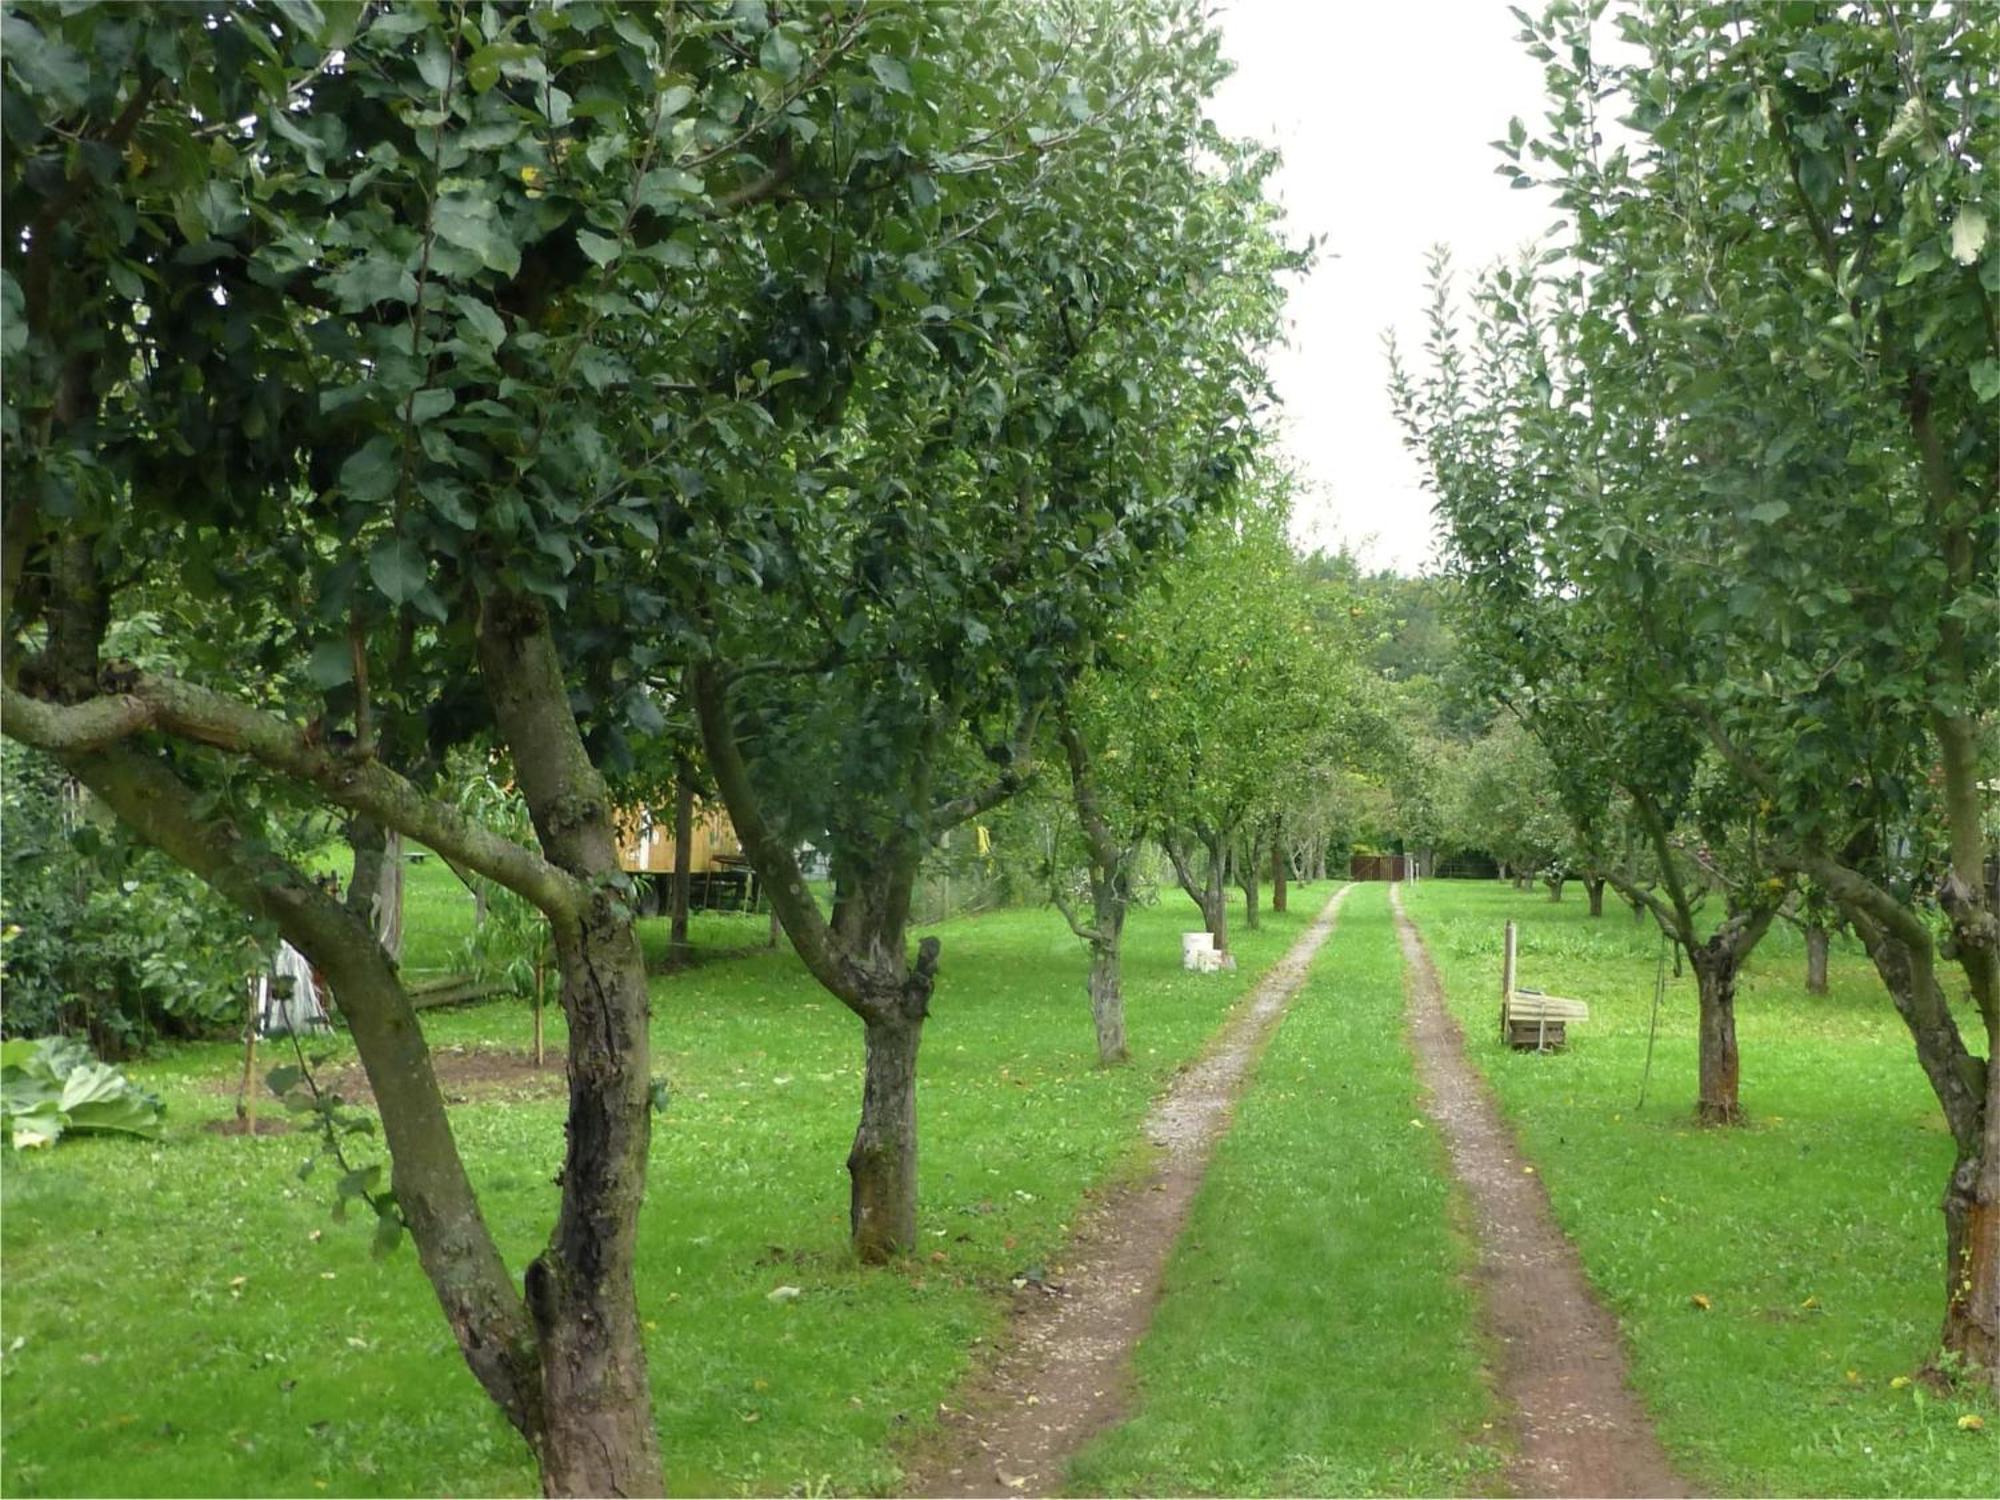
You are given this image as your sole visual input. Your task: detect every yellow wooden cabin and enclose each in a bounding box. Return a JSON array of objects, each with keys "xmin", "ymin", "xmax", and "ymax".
[{"xmin": 615, "ymin": 802, "xmax": 759, "ymax": 912}]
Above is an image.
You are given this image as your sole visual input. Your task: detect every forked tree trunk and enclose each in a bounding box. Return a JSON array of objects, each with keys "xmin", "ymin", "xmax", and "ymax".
[
  {"xmin": 1586, "ymin": 876, "xmax": 1605, "ymax": 917},
  {"xmin": 1806, "ymin": 924, "xmax": 1829, "ymax": 994},
  {"xmin": 480, "ymin": 597, "xmax": 664, "ymax": 1495},
  {"xmin": 850, "ymin": 1009, "xmax": 924, "ymax": 1263},
  {"xmin": 1205, "ymin": 847, "xmax": 1230, "ymax": 954},
  {"xmin": 1691, "ymin": 946, "xmax": 1745, "ymax": 1126}
]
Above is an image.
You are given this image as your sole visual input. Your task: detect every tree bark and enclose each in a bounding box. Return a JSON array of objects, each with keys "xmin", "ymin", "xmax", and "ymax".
[
  {"xmin": 1586, "ymin": 876, "xmax": 1605, "ymax": 917},
  {"xmin": 1806, "ymin": 924, "xmax": 1829, "ymax": 995},
  {"xmin": 1059, "ymin": 720, "xmax": 1130, "ymax": 1066},
  {"xmin": 1271, "ymin": 818, "xmax": 1287, "ymax": 914},
  {"xmin": 1088, "ymin": 908, "xmax": 1128, "ymax": 1066},
  {"xmin": 1205, "ymin": 839, "xmax": 1230, "ymax": 953},
  {"xmin": 1545, "ymin": 875, "xmax": 1565, "ymax": 902},
  {"xmin": 1692, "ymin": 948, "xmax": 1743, "ymax": 1126},
  {"xmin": 346, "ymin": 817, "xmax": 405, "ymax": 963},
  {"xmin": 669, "ymin": 772, "xmax": 693, "ymax": 963},
  {"xmin": 851, "ymin": 1009, "xmax": 925, "ymax": 1261},
  {"xmin": 1238, "ymin": 829, "xmax": 1260, "ymax": 933},
  {"xmin": 478, "ymin": 597, "xmax": 662, "ymax": 1495},
  {"xmin": 63, "ymin": 744, "xmax": 548, "ymax": 1448}
]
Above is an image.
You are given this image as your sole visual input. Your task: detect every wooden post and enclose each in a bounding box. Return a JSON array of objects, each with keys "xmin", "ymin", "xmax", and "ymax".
[
  {"xmin": 1500, "ymin": 920, "xmax": 1517, "ymax": 1042},
  {"xmin": 236, "ymin": 975, "xmax": 263, "ymax": 1133}
]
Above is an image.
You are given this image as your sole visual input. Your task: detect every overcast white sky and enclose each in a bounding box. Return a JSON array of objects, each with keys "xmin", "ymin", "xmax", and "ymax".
[{"xmin": 1208, "ymin": 0, "xmax": 1560, "ymax": 574}]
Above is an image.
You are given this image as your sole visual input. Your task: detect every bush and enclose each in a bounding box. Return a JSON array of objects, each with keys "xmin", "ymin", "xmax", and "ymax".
[{"xmin": 1, "ymin": 743, "xmax": 259, "ymax": 1053}]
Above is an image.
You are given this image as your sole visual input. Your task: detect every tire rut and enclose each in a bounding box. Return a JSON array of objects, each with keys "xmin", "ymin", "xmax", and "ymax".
[
  {"xmin": 1391, "ymin": 883, "xmax": 1693, "ymax": 1499},
  {"xmin": 904, "ymin": 884, "xmax": 1354, "ymax": 1498}
]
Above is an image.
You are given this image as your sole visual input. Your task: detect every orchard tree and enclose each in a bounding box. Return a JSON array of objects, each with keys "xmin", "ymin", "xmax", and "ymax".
[
  {"xmin": 1449, "ymin": 1, "xmax": 1999, "ymax": 1374},
  {"xmin": 1395, "ymin": 242, "xmax": 1791, "ymax": 1124},
  {"xmin": 1114, "ymin": 506, "xmax": 1360, "ymax": 953},
  {"xmin": 690, "ymin": 0, "xmax": 1293, "ymax": 1258},
  {"xmin": 1, "ymin": 0, "xmax": 1182, "ymax": 1486}
]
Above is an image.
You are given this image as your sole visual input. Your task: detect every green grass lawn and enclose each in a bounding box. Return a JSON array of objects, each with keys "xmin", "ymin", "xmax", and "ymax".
[
  {"xmin": 1401, "ymin": 879, "xmax": 1996, "ymax": 1497},
  {"xmin": 1067, "ymin": 882, "xmax": 1504, "ymax": 1496},
  {"xmin": 0, "ymin": 884, "xmax": 1337, "ymax": 1497},
  {"xmin": 342, "ymin": 846, "xmax": 785, "ymax": 980}
]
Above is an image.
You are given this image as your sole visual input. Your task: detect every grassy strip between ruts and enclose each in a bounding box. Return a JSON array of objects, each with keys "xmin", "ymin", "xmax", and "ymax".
[
  {"xmin": 1066, "ymin": 881, "xmax": 1504, "ymax": 1497},
  {"xmin": 1401, "ymin": 879, "xmax": 1996, "ymax": 1497},
  {"xmin": 0, "ymin": 884, "xmax": 1335, "ymax": 1498}
]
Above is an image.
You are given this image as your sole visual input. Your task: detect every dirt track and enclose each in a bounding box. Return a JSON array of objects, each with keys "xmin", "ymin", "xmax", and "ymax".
[
  {"xmin": 1392, "ymin": 884, "xmax": 1691, "ymax": 1499},
  {"xmin": 905, "ymin": 885, "xmax": 1353, "ymax": 1497}
]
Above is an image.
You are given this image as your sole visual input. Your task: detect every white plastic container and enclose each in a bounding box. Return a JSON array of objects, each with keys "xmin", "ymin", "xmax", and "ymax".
[{"xmin": 1182, "ymin": 931, "xmax": 1215, "ymax": 970}]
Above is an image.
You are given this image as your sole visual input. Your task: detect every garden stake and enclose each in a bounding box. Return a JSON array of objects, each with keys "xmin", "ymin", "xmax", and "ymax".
[{"xmin": 1637, "ymin": 934, "xmax": 1667, "ymax": 1110}]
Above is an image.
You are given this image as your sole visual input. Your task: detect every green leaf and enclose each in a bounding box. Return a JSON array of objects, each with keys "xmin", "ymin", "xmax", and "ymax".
[
  {"xmin": 869, "ymin": 55, "xmax": 913, "ymax": 94},
  {"xmin": 1948, "ymin": 208, "xmax": 1989, "ymax": 268},
  {"xmin": 0, "ymin": 14, "xmax": 89, "ymax": 111},
  {"xmin": 327, "ymin": 253, "xmax": 418, "ymax": 311},
  {"xmin": 409, "ymin": 387, "xmax": 455, "ymax": 424},
  {"xmin": 1971, "ymin": 358, "xmax": 2000, "ymax": 405},
  {"xmin": 368, "ymin": 538, "xmax": 429, "ymax": 604},
  {"xmin": 452, "ymin": 294, "xmax": 507, "ymax": 349},
  {"xmin": 370, "ymin": 1204, "xmax": 404, "ymax": 1260},
  {"xmin": 433, "ymin": 194, "xmax": 521, "ymax": 277},
  {"xmin": 576, "ymin": 230, "xmax": 622, "ymax": 267},
  {"xmin": 759, "ymin": 29, "xmax": 802, "ymax": 79},
  {"xmin": 638, "ymin": 168, "xmax": 703, "ymax": 211},
  {"xmin": 466, "ymin": 42, "xmax": 541, "ymax": 94},
  {"xmin": 338, "ymin": 436, "xmax": 399, "ymax": 504},
  {"xmin": 305, "ymin": 638, "xmax": 355, "ymax": 688},
  {"xmin": 264, "ymin": 1065, "xmax": 304, "ymax": 1097},
  {"xmin": 0, "ymin": 271, "xmax": 25, "ymax": 359}
]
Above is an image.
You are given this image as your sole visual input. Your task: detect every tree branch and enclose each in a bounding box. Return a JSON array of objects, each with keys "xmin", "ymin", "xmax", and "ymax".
[
  {"xmin": 59, "ymin": 738, "xmax": 546, "ymax": 1439},
  {"xmin": 933, "ymin": 704, "xmax": 1040, "ymax": 831},
  {"xmin": 689, "ymin": 661, "xmax": 868, "ymax": 1013},
  {"xmin": 0, "ymin": 675, "xmax": 579, "ymax": 923}
]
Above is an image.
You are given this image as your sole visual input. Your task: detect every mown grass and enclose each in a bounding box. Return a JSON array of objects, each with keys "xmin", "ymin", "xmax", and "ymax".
[
  {"xmin": 334, "ymin": 847, "xmax": 784, "ymax": 980},
  {"xmin": 1401, "ymin": 879, "xmax": 1996, "ymax": 1497},
  {"xmin": 0, "ymin": 883, "xmax": 1335, "ymax": 1497},
  {"xmin": 1067, "ymin": 883, "xmax": 1503, "ymax": 1497}
]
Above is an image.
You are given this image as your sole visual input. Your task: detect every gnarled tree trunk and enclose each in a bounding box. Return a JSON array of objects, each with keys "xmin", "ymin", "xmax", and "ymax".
[
  {"xmin": 1691, "ymin": 948, "xmax": 1743, "ymax": 1126},
  {"xmin": 529, "ymin": 895, "xmax": 659, "ymax": 1496},
  {"xmin": 851, "ymin": 1003, "xmax": 927, "ymax": 1262},
  {"xmin": 480, "ymin": 598, "xmax": 663, "ymax": 1495}
]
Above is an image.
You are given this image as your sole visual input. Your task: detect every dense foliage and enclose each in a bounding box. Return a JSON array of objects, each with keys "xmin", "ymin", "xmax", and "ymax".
[{"xmin": 0, "ymin": 741, "xmax": 258, "ymax": 1050}]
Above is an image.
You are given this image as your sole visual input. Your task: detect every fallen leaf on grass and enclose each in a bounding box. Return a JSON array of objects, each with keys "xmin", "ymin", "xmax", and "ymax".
[
  {"xmin": 1690, "ymin": 1294, "xmax": 1711, "ymax": 1311},
  {"xmin": 1959, "ymin": 1414, "xmax": 1985, "ymax": 1432},
  {"xmin": 766, "ymin": 1285, "xmax": 801, "ymax": 1303},
  {"xmin": 1889, "ymin": 1375, "xmax": 1911, "ymax": 1389}
]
